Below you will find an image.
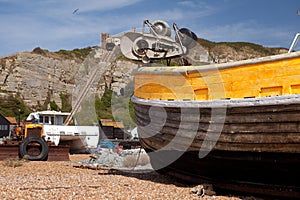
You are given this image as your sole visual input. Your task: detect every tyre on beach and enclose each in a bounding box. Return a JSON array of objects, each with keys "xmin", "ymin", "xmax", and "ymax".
[{"xmin": 19, "ymin": 136, "xmax": 49, "ymax": 161}]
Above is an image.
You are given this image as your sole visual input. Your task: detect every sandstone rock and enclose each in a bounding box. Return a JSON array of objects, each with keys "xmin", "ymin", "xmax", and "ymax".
[{"xmin": 0, "ymin": 48, "xmax": 138, "ymax": 111}]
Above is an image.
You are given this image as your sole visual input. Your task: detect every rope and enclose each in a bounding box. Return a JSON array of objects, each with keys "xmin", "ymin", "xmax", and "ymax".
[{"xmin": 132, "ymin": 146, "xmax": 143, "ymax": 171}]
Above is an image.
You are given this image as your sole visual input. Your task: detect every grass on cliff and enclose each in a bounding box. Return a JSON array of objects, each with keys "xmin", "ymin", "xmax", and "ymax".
[
  {"xmin": 0, "ymin": 93, "xmax": 31, "ymax": 120},
  {"xmin": 54, "ymin": 47, "xmax": 95, "ymax": 61},
  {"xmin": 95, "ymin": 87, "xmax": 135, "ymax": 129},
  {"xmin": 197, "ymin": 38, "xmax": 285, "ymax": 55},
  {"xmin": 32, "ymin": 46, "xmax": 95, "ymax": 62},
  {"xmin": 95, "ymin": 87, "xmax": 113, "ymax": 120}
]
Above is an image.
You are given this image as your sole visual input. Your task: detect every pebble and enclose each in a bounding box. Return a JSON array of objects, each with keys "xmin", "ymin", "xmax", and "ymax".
[{"xmin": 0, "ymin": 155, "xmax": 256, "ymax": 199}]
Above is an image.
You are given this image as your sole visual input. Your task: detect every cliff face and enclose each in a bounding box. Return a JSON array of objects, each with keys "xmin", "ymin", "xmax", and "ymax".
[
  {"xmin": 0, "ymin": 48, "xmax": 138, "ymax": 111},
  {"xmin": 0, "ymin": 53, "xmax": 78, "ymax": 109}
]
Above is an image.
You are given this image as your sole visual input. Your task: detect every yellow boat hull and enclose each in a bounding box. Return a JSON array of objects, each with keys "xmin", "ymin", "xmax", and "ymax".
[
  {"xmin": 134, "ymin": 51, "xmax": 300, "ymax": 101},
  {"xmin": 132, "ymin": 51, "xmax": 300, "ymax": 198}
]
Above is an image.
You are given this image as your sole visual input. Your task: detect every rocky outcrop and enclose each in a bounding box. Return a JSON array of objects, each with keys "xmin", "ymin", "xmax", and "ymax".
[
  {"xmin": 0, "ymin": 48, "xmax": 138, "ymax": 111},
  {"xmin": 1, "ymin": 52, "xmax": 79, "ymax": 109},
  {"xmin": 197, "ymin": 38, "xmax": 288, "ymax": 64},
  {"xmin": 209, "ymin": 44, "xmax": 280, "ymax": 63}
]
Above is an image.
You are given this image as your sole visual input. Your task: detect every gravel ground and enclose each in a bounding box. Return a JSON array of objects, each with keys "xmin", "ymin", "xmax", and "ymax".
[{"xmin": 0, "ymin": 155, "xmax": 259, "ymax": 200}]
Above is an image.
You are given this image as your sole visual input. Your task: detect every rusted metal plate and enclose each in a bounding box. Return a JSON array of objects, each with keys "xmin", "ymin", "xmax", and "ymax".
[
  {"xmin": 47, "ymin": 145, "xmax": 70, "ymax": 161},
  {"xmin": 0, "ymin": 144, "xmax": 19, "ymax": 160},
  {"xmin": 0, "ymin": 144, "xmax": 70, "ymax": 161}
]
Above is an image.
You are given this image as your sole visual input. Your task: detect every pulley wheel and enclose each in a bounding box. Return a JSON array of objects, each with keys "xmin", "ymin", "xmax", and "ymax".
[
  {"xmin": 176, "ymin": 28, "xmax": 198, "ymax": 48},
  {"xmin": 151, "ymin": 20, "xmax": 171, "ymax": 37},
  {"xmin": 133, "ymin": 39, "xmax": 149, "ymax": 56}
]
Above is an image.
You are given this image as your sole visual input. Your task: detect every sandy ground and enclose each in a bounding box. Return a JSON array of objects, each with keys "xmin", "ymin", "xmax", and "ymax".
[{"xmin": 0, "ymin": 154, "xmax": 259, "ymax": 200}]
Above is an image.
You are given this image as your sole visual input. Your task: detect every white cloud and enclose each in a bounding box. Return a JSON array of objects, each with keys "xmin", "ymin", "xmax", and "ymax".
[
  {"xmin": 0, "ymin": 0, "xmax": 298, "ymax": 56},
  {"xmin": 70, "ymin": 0, "xmax": 142, "ymax": 13},
  {"xmin": 178, "ymin": 1, "xmax": 209, "ymax": 9},
  {"xmin": 0, "ymin": 0, "xmax": 144, "ymax": 55},
  {"xmin": 9, "ymin": 0, "xmax": 142, "ymax": 15},
  {"xmin": 1, "ymin": 0, "xmax": 220, "ymax": 55},
  {"xmin": 197, "ymin": 20, "xmax": 294, "ymax": 48},
  {"xmin": 177, "ymin": 1, "xmax": 218, "ymax": 17}
]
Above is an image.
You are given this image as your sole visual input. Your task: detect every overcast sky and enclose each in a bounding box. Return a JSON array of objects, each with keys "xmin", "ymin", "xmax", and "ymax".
[{"xmin": 1, "ymin": 0, "xmax": 299, "ymax": 57}]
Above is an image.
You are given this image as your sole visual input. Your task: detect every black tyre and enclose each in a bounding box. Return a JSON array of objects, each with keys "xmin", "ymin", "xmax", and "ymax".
[{"xmin": 19, "ymin": 136, "xmax": 48, "ymax": 161}]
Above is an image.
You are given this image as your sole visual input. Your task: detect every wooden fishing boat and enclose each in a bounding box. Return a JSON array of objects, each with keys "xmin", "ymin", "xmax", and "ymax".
[{"xmin": 131, "ymin": 47, "xmax": 300, "ymax": 197}]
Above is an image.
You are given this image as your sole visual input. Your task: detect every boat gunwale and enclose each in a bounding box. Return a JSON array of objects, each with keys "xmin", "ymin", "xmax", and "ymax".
[
  {"xmin": 131, "ymin": 94, "xmax": 300, "ymax": 108},
  {"xmin": 133, "ymin": 51, "xmax": 300, "ymax": 75}
]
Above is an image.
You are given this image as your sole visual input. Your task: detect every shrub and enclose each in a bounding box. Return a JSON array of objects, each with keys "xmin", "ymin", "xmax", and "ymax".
[{"xmin": 2, "ymin": 157, "xmax": 25, "ymax": 168}]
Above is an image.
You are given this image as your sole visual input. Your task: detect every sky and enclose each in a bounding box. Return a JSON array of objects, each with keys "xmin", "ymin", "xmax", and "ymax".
[{"xmin": 0, "ymin": 0, "xmax": 300, "ymax": 57}]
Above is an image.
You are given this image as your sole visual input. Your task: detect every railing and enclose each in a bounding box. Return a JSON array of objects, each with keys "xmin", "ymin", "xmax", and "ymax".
[{"xmin": 288, "ymin": 33, "xmax": 300, "ymax": 53}]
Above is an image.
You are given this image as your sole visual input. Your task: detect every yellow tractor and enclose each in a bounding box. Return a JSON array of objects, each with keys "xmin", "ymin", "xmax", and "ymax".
[{"xmin": 17, "ymin": 123, "xmax": 49, "ymax": 161}]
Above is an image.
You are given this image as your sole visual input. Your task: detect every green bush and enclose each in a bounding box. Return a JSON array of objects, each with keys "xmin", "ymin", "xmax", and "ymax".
[
  {"xmin": 2, "ymin": 157, "xmax": 25, "ymax": 168},
  {"xmin": 50, "ymin": 100, "xmax": 59, "ymax": 111},
  {"xmin": 0, "ymin": 93, "xmax": 31, "ymax": 121},
  {"xmin": 95, "ymin": 87, "xmax": 113, "ymax": 120},
  {"xmin": 60, "ymin": 93, "xmax": 72, "ymax": 112},
  {"xmin": 54, "ymin": 47, "xmax": 95, "ymax": 61}
]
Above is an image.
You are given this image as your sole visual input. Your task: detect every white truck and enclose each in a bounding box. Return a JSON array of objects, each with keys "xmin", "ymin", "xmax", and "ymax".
[{"xmin": 27, "ymin": 110, "xmax": 99, "ymax": 153}]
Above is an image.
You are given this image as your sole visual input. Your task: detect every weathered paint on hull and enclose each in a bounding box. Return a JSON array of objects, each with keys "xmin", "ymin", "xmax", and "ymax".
[
  {"xmin": 132, "ymin": 96, "xmax": 300, "ymax": 197},
  {"xmin": 133, "ymin": 96, "xmax": 300, "ymax": 153}
]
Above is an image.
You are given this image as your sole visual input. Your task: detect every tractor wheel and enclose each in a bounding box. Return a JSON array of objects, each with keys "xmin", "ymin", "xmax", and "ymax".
[{"xmin": 19, "ymin": 136, "xmax": 48, "ymax": 161}]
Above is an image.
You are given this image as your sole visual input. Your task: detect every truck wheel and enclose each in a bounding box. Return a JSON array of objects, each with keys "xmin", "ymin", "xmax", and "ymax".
[{"xmin": 19, "ymin": 136, "xmax": 48, "ymax": 161}]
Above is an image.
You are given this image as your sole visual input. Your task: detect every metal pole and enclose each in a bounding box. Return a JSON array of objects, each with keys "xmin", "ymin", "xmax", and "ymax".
[
  {"xmin": 63, "ymin": 46, "xmax": 121, "ymax": 126},
  {"xmin": 18, "ymin": 108, "xmax": 21, "ymax": 125}
]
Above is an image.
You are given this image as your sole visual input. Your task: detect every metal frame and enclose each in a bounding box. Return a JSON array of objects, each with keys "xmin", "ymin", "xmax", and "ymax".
[{"xmin": 288, "ymin": 33, "xmax": 300, "ymax": 53}]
